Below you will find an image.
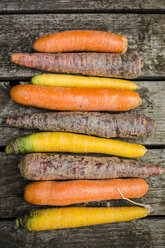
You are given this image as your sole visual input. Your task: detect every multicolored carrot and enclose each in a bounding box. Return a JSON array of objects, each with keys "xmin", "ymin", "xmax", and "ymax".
[
  {"xmin": 10, "ymin": 53, "xmax": 142, "ymax": 79},
  {"xmin": 19, "ymin": 153, "xmax": 163, "ymax": 180},
  {"xmin": 33, "ymin": 30, "xmax": 128, "ymax": 53},
  {"xmin": 31, "ymin": 74, "xmax": 137, "ymax": 90},
  {"xmin": 6, "ymin": 112, "xmax": 156, "ymax": 139},
  {"xmin": 10, "ymin": 85, "xmax": 141, "ymax": 111},
  {"xmin": 24, "ymin": 179, "xmax": 148, "ymax": 206},
  {"xmin": 16, "ymin": 206, "xmax": 149, "ymax": 231},
  {"xmin": 5, "ymin": 132, "xmax": 147, "ymax": 157}
]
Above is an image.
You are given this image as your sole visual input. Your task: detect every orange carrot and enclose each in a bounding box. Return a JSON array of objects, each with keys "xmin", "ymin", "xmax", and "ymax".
[
  {"xmin": 33, "ymin": 30, "xmax": 128, "ymax": 53},
  {"xmin": 24, "ymin": 179, "xmax": 148, "ymax": 206},
  {"xmin": 10, "ymin": 85, "xmax": 141, "ymax": 111}
]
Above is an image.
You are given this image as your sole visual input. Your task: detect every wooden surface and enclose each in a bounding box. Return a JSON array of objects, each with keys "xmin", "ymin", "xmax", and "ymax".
[
  {"xmin": 0, "ymin": 218, "xmax": 165, "ymax": 248},
  {"xmin": 0, "ymin": 1, "xmax": 165, "ymax": 248},
  {"xmin": 0, "ymin": 149, "xmax": 164, "ymax": 218},
  {"xmin": 1, "ymin": 81, "xmax": 165, "ymax": 145},
  {"xmin": 0, "ymin": 0, "xmax": 165, "ymax": 13},
  {"xmin": 0, "ymin": 14, "xmax": 165, "ymax": 79}
]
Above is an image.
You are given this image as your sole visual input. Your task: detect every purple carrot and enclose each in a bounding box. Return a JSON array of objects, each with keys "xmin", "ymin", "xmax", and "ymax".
[
  {"xmin": 6, "ymin": 112, "xmax": 156, "ymax": 139},
  {"xmin": 18, "ymin": 153, "xmax": 163, "ymax": 180},
  {"xmin": 10, "ymin": 53, "xmax": 142, "ymax": 79}
]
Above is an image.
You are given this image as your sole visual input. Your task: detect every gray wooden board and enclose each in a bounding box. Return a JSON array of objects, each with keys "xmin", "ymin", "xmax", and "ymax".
[
  {"xmin": 0, "ymin": 14, "xmax": 165, "ymax": 79},
  {"xmin": 0, "ymin": 0, "xmax": 165, "ymax": 12},
  {"xmin": 0, "ymin": 149, "xmax": 164, "ymax": 218},
  {"xmin": 0, "ymin": 5, "xmax": 164, "ymax": 248},
  {"xmin": 0, "ymin": 218, "xmax": 165, "ymax": 248},
  {"xmin": 0, "ymin": 81, "xmax": 165, "ymax": 146}
]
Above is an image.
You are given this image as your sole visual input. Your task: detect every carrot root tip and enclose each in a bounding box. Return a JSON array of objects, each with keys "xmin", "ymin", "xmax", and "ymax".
[
  {"xmin": 5, "ymin": 145, "xmax": 10, "ymax": 154},
  {"xmin": 123, "ymin": 38, "xmax": 128, "ymax": 53},
  {"xmin": 159, "ymin": 167, "xmax": 164, "ymax": 175},
  {"xmin": 10, "ymin": 54, "xmax": 17, "ymax": 63},
  {"xmin": 15, "ymin": 218, "xmax": 21, "ymax": 228}
]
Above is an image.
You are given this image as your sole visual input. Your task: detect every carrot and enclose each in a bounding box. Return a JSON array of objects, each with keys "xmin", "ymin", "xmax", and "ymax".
[
  {"xmin": 5, "ymin": 132, "xmax": 146, "ymax": 158},
  {"xmin": 24, "ymin": 179, "xmax": 148, "ymax": 206},
  {"xmin": 10, "ymin": 53, "xmax": 142, "ymax": 79},
  {"xmin": 19, "ymin": 153, "xmax": 163, "ymax": 180},
  {"xmin": 31, "ymin": 74, "xmax": 137, "ymax": 90},
  {"xmin": 10, "ymin": 85, "xmax": 141, "ymax": 111},
  {"xmin": 16, "ymin": 206, "xmax": 149, "ymax": 231},
  {"xmin": 6, "ymin": 112, "xmax": 155, "ymax": 139},
  {"xmin": 33, "ymin": 30, "xmax": 128, "ymax": 53}
]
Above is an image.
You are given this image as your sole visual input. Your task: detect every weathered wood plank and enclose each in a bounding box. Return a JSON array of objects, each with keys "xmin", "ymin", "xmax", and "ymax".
[
  {"xmin": 0, "ymin": 0, "xmax": 165, "ymax": 13},
  {"xmin": 0, "ymin": 218, "xmax": 165, "ymax": 248},
  {"xmin": 0, "ymin": 149, "xmax": 164, "ymax": 218},
  {"xmin": 0, "ymin": 81, "xmax": 165, "ymax": 146},
  {"xmin": 0, "ymin": 14, "xmax": 164, "ymax": 79}
]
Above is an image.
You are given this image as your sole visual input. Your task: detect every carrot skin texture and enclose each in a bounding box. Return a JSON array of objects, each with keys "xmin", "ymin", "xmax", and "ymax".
[
  {"xmin": 10, "ymin": 53, "xmax": 141, "ymax": 79},
  {"xmin": 24, "ymin": 179, "xmax": 148, "ymax": 205},
  {"xmin": 16, "ymin": 206, "xmax": 148, "ymax": 231},
  {"xmin": 33, "ymin": 30, "xmax": 128, "ymax": 53},
  {"xmin": 6, "ymin": 112, "xmax": 156, "ymax": 139},
  {"xmin": 5, "ymin": 132, "xmax": 146, "ymax": 158},
  {"xmin": 10, "ymin": 85, "xmax": 141, "ymax": 111},
  {"xmin": 31, "ymin": 74, "xmax": 137, "ymax": 90},
  {"xmin": 19, "ymin": 153, "xmax": 163, "ymax": 180}
]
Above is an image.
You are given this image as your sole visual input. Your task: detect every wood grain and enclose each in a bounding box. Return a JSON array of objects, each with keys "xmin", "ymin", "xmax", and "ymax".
[
  {"xmin": 0, "ymin": 218, "xmax": 165, "ymax": 248},
  {"xmin": 0, "ymin": 81, "xmax": 165, "ymax": 146},
  {"xmin": 0, "ymin": 149, "xmax": 164, "ymax": 218},
  {"xmin": 0, "ymin": 4, "xmax": 164, "ymax": 247},
  {"xmin": 0, "ymin": 14, "xmax": 164, "ymax": 79},
  {"xmin": 0, "ymin": 0, "xmax": 165, "ymax": 13}
]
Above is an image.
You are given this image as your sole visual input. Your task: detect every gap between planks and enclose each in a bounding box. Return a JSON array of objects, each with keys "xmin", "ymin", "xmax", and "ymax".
[
  {"xmin": 0, "ymin": 0, "xmax": 165, "ymax": 14},
  {"xmin": 1, "ymin": 81, "xmax": 165, "ymax": 146},
  {"xmin": 0, "ymin": 9, "xmax": 165, "ymax": 15},
  {"xmin": 0, "ymin": 14, "xmax": 165, "ymax": 78},
  {"xmin": 0, "ymin": 149, "xmax": 164, "ymax": 218},
  {"xmin": 0, "ymin": 218, "xmax": 165, "ymax": 248},
  {"xmin": 1, "ymin": 76, "xmax": 165, "ymax": 81}
]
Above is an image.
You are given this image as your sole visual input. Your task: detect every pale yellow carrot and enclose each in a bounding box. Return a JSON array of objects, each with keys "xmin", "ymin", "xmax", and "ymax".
[
  {"xmin": 31, "ymin": 74, "xmax": 137, "ymax": 90},
  {"xmin": 6, "ymin": 132, "xmax": 146, "ymax": 158},
  {"xmin": 16, "ymin": 207, "xmax": 149, "ymax": 231}
]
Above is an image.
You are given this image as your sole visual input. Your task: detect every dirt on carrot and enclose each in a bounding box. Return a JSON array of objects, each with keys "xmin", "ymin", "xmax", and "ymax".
[
  {"xmin": 19, "ymin": 153, "xmax": 163, "ymax": 180},
  {"xmin": 6, "ymin": 112, "xmax": 156, "ymax": 138},
  {"xmin": 10, "ymin": 53, "xmax": 142, "ymax": 79}
]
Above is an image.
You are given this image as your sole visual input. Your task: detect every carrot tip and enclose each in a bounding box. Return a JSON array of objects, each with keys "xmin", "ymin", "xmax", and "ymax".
[
  {"xmin": 15, "ymin": 218, "xmax": 21, "ymax": 228},
  {"xmin": 159, "ymin": 167, "xmax": 164, "ymax": 175},
  {"xmin": 10, "ymin": 54, "xmax": 17, "ymax": 63},
  {"xmin": 10, "ymin": 54, "xmax": 14, "ymax": 62},
  {"xmin": 6, "ymin": 118, "xmax": 9, "ymax": 125},
  {"xmin": 5, "ymin": 145, "xmax": 9, "ymax": 154},
  {"xmin": 123, "ymin": 38, "xmax": 128, "ymax": 53},
  {"xmin": 31, "ymin": 76, "xmax": 35, "ymax": 85}
]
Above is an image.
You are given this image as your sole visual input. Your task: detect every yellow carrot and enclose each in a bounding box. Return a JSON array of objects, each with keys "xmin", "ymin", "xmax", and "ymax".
[
  {"xmin": 5, "ymin": 132, "xmax": 146, "ymax": 158},
  {"xmin": 16, "ymin": 207, "xmax": 149, "ymax": 231},
  {"xmin": 31, "ymin": 74, "xmax": 137, "ymax": 90}
]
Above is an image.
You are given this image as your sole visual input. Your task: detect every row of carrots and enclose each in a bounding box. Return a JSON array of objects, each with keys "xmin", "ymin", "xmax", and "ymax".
[{"xmin": 6, "ymin": 30, "xmax": 163, "ymax": 231}]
